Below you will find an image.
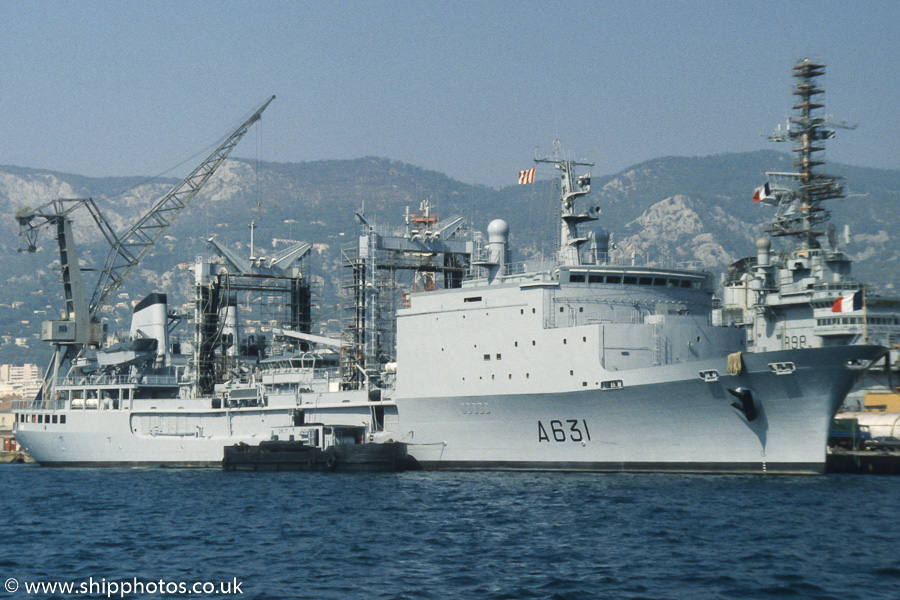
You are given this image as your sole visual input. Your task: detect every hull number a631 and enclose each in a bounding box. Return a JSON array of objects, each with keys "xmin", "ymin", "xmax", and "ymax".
[{"xmin": 538, "ymin": 419, "xmax": 591, "ymax": 443}]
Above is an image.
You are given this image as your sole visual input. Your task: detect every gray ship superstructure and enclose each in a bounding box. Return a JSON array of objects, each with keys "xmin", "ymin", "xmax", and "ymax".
[
  {"xmin": 386, "ymin": 148, "xmax": 885, "ymax": 474},
  {"xmin": 714, "ymin": 59, "xmax": 900, "ymax": 401}
]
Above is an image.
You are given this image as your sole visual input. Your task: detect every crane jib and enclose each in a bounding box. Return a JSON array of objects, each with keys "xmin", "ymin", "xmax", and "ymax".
[{"xmin": 15, "ymin": 95, "xmax": 275, "ymax": 353}]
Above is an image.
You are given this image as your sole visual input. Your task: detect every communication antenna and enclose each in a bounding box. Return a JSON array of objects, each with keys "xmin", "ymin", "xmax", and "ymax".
[{"xmin": 762, "ymin": 59, "xmax": 850, "ymax": 249}]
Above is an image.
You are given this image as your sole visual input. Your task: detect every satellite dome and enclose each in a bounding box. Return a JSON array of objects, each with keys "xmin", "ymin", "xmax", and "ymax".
[{"xmin": 487, "ymin": 219, "xmax": 509, "ymax": 242}]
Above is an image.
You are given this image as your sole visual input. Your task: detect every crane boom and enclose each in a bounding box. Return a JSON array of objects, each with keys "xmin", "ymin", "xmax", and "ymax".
[
  {"xmin": 89, "ymin": 94, "xmax": 275, "ymax": 315},
  {"xmin": 15, "ymin": 95, "xmax": 275, "ymax": 358}
]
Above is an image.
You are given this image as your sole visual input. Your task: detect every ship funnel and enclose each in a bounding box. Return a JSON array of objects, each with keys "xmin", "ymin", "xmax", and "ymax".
[
  {"xmin": 130, "ymin": 293, "xmax": 169, "ymax": 358},
  {"xmin": 220, "ymin": 294, "xmax": 240, "ymax": 357},
  {"xmin": 756, "ymin": 237, "xmax": 771, "ymax": 268}
]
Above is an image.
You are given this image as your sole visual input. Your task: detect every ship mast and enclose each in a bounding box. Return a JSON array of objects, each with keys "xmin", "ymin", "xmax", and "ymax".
[
  {"xmin": 765, "ymin": 59, "xmax": 852, "ymax": 249},
  {"xmin": 535, "ymin": 148, "xmax": 596, "ymax": 266}
]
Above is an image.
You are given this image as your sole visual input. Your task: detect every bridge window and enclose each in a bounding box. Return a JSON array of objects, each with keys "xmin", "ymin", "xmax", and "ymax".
[
  {"xmin": 607, "ymin": 275, "xmax": 621, "ymax": 284},
  {"xmin": 624, "ymin": 276, "xmax": 637, "ymax": 284},
  {"xmin": 589, "ymin": 275, "xmax": 604, "ymax": 283},
  {"xmin": 569, "ymin": 274, "xmax": 586, "ymax": 283}
]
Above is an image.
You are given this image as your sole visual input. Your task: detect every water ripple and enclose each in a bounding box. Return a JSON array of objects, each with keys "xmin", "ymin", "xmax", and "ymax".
[{"xmin": 1, "ymin": 468, "xmax": 898, "ymax": 600}]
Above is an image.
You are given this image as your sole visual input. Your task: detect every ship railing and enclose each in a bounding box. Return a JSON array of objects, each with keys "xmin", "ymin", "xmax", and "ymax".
[
  {"xmin": 811, "ymin": 282, "xmax": 863, "ymax": 294},
  {"xmin": 464, "ymin": 256, "xmax": 711, "ymax": 281},
  {"xmin": 56, "ymin": 373, "xmax": 178, "ymax": 387},
  {"xmin": 463, "ymin": 261, "xmax": 535, "ymax": 280},
  {"xmin": 595, "ymin": 254, "xmax": 707, "ymax": 271},
  {"xmin": 11, "ymin": 398, "xmax": 66, "ymax": 411}
]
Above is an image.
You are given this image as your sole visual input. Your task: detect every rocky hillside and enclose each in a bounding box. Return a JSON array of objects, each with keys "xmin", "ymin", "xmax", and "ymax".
[{"xmin": 1, "ymin": 151, "xmax": 898, "ymax": 364}]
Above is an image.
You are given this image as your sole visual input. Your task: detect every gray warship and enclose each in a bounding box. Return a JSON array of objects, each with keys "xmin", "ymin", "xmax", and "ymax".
[
  {"xmin": 383, "ymin": 147, "xmax": 885, "ymax": 473},
  {"xmin": 713, "ymin": 59, "xmax": 900, "ymax": 407}
]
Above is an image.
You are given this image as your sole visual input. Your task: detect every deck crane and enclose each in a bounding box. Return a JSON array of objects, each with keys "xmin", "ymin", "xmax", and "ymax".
[{"xmin": 15, "ymin": 95, "xmax": 275, "ymax": 386}]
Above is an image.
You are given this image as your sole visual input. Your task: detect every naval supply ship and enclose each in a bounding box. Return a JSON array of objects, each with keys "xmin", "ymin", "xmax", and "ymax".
[
  {"xmin": 714, "ymin": 59, "xmax": 900, "ymax": 407},
  {"xmin": 385, "ymin": 147, "xmax": 885, "ymax": 474},
  {"xmin": 11, "ymin": 98, "xmax": 392, "ymax": 466}
]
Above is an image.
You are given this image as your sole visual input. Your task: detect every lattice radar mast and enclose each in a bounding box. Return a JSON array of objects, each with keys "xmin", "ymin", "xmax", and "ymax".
[{"xmin": 762, "ymin": 60, "xmax": 854, "ymax": 248}]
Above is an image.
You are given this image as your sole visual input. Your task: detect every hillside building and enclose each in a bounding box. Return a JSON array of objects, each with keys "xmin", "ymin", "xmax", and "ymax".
[{"xmin": 0, "ymin": 363, "xmax": 43, "ymax": 399}]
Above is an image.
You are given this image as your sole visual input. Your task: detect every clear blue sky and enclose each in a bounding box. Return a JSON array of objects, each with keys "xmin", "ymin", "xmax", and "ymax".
[{"xmin": 1, "ymin": 0, "xmax": 898, "ymax": 188}]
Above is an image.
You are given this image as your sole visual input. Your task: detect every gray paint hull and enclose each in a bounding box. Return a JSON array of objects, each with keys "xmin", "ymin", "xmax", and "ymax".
[
  {"xmin": 14, "ymin": 407, "xmax": 294, "ymax": 467},
  {"xmin": 393, "ymin": 345, "xmax": 884, "ymax": 474},
  {"xmin": 14, "ymin": 346, "xmax": 883, "ymax": 472},
  {"xmin": 13, "ymin": 395, "xmax": 374, "ymax": 467}
]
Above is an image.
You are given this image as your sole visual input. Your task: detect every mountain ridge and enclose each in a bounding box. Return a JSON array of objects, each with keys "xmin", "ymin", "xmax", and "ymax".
[{"xmin": 1, "ymin": 151, "xmax": 898, "ymax": 364}]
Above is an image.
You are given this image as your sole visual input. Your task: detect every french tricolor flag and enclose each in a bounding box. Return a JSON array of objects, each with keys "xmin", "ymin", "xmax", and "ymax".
[
  {"xmin": 752, "ymin": 182, "xmax": 774, "ymax": 203},
  {"xmin": 831, "ymin": 290, "xmax": 863, "ymax": 313}
]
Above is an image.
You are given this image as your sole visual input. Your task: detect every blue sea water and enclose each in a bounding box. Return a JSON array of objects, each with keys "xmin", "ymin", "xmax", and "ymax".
[{"xmin": 1, "ymin": 466, "xmax": 899, "ymax": 600}]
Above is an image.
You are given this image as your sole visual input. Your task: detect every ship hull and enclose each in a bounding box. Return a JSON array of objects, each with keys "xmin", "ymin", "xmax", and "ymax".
[
  {"xmin": 13, "ymin": 392, "xmax": 376, "ymax": 467},
  {"xmin": 392, "ymin": 345, "xmax": 886, "ymax": 474},
  {"xmin": 14, "ymin": 407, "xmax": 296, "ymax": 467},
  {"xmin": 15, "ymin": 346, "xmax": 885, "ymax": 473}
]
